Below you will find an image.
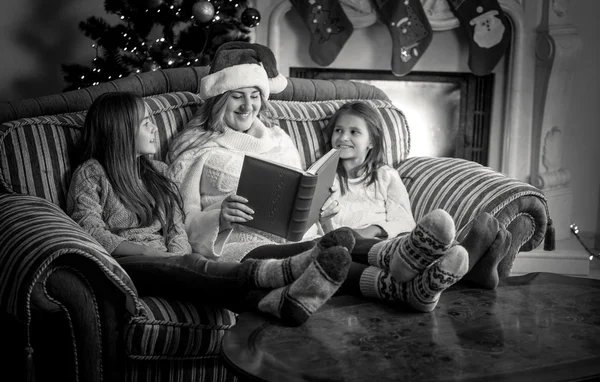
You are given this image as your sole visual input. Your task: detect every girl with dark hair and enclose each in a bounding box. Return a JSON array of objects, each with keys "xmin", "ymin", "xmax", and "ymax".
[
  {"xmin": 324, "ymin": 101, "xmax": 414, "ymax": 240},
  {"xmin": 322, "ymin": 101, "xmax": 513, "ymax": 296},
  {"xmin": 66, "ymin": 91, "xmax": 353, "ymax": 327}
]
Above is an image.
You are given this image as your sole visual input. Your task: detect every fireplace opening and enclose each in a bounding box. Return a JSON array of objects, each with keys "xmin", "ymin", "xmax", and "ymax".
[{"xmin": 290, "ymin": 68, "xmax": 494, "ymax": 166}]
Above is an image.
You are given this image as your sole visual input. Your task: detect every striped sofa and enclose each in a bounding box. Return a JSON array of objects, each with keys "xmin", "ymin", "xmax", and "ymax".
[{"xmin": 0, "ymin": 67, "xmax": 552, "ymax": 382}]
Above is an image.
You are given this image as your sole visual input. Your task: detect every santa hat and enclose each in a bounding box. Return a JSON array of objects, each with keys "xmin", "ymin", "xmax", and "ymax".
[
  {"xmin": 250, "ymin": 43, "xmax": 288, "ymax": 94},
  {"xmin": 200, "ymin": 42, "xmax": 270, "ymax": 100}
]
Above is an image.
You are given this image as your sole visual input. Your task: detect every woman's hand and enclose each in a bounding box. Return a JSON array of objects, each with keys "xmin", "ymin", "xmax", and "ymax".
[{"xmin": 220, "ymin": 194, "xmax": 254, "ymax": 231}]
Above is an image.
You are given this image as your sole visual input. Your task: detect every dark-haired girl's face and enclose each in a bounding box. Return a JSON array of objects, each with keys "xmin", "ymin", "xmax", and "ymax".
[
  {"xmin": 331, "ymin": 113, "xmax": 373, "ymax": 170},
  {"xmin": 135, "ymin": 109, "xmax": 157, "ymax": 157}
]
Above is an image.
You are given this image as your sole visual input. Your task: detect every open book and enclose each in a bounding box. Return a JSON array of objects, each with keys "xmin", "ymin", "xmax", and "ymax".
[{"xmin": 236, "ymin": 148, "xmax": 341, "ymax": 241}]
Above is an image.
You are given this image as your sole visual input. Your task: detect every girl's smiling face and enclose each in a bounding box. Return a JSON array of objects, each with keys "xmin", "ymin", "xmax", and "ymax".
[
  {"xmin": 135, "ymin": 108, "xmax": 157, "ymax": 157},
  {"xmin": 224, "ymin": 87, "xmax": 262, "ymax": 133},
  {"xmin": 331, "ymin": 112, "xmax": 373, "ymax": 169}
]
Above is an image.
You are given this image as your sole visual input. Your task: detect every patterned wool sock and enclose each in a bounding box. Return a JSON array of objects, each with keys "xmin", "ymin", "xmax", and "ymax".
[
  {"xmin": 367, "ymin": 209, "xmax": 456, "ymax": 282},
  {"xmin": 360, "ymin": 245, "xmax": 468, "ymax": 312},
  {"xmin": 257, "ymin": 246, "xmax": 351, "ymax": 326},
  {"xmin": 241, "ymin": 228, "xmax": 356, "ymax": 289},
  {"xmin": 463, "ymin": 228, "xmax": 511, "ymax": 289}
]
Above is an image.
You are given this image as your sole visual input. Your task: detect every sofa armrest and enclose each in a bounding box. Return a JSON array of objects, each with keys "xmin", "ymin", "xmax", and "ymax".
[
  {"xmin": 0, "ymin": 193, "xmax": 141, "ymax": 321},
  {"xmin": 0, "ymin": 193, "xmax": 143, "ymax": 381},
  {"xmin": 397, "ymin": 157, "xmax": 553, "ymax": 276}
]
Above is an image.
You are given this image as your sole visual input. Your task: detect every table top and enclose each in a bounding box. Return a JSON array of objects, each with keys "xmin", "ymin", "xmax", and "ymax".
[{"xmin": 221, "ymin": 272, "xmax": 600, "ymax": 382}]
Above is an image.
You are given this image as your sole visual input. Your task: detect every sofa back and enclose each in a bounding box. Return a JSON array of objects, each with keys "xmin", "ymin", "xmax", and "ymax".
[{"xmin": 0, "ymin": 68, "xmax": 410, "ymax": 210}]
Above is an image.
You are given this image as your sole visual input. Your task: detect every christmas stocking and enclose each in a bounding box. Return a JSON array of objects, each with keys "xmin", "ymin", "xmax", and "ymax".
[
  {"xmin": 446, "ymin": 0, "xmax": 511, "ymax": 76},
  {"xmin": 372, "ymin": 0, "xmax": 433, "ymax": 76},
  {"xmin": 290, "ymin": 0, "xmax": 354, "ymax": 66}
]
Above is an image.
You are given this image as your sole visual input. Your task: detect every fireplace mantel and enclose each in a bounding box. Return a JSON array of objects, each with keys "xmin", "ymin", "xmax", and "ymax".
[{"xmin": 259, "ymin": 0, "xmax": 588, "ymax": 276}]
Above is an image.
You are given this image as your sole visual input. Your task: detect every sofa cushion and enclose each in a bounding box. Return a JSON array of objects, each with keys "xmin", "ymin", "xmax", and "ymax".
[
  {"xmin": 125, "ymin": 297, "xmax": 236, "ymax": 359},
  {"xmin": 270, "ymin": 99, "xmax": 410, "ymax": 169},
  {"xmin": 0, "ymin": 91, "xmax": 202, "ymax": 209}
]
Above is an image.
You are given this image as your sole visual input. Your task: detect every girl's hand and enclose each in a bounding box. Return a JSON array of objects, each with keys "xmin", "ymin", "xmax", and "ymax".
[
  {"xmin": 220, "ymin": 194, "xmax": 254, "ymax": 231},
  {"xmin": 320, "ymin": 185, "xmax": 340, "ymax": 220}
]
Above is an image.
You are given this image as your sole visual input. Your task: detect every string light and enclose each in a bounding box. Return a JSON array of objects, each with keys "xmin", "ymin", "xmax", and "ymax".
[{"xmin": 570, "ymin": 223, "xmax": 600, "ymax": 261}]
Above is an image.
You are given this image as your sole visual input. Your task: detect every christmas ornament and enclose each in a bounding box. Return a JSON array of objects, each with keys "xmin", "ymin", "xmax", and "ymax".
[
  {"xmin": 192, "ymin": 1, "xmax": 215, "ymax": 23},
  {"xmin": 241, "ymin": 7, "xmax": 261, "ymax": 28},
  {"xmin": 446, "ymin": 0, "xmax": 511, "ymax": 76},
  {"xmin": 142, "ymin": 59, "xmax": 161, "ymax": 72},
  {"xmin": 290, "ymin": 0, "xmax": 354, "ymax": 67},
  {"xmin": 146, "ymin": 0, "xmax": 163, "ymax": 9},
  {"xmin": 372, "ymin": 0, "xmax": 433, "ymax": 76}
]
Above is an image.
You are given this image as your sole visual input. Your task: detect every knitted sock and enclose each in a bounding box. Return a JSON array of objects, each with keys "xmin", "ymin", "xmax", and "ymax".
[
  {"xmin": 367, "ymin": 209, "xmax": 456, "ymax": 282},
  {"xmin": 316, "ymin": 226, "xmax": 356, "ymax": 253},
  {"xmin": 257, "ymin": 246, "xmax": 351, "ymax": 326},
  {"xmin": 360, "ymin": 245, "xmax": 468, "ymax": 312},
  {"xmin": 290, "ymin": 0, "xmax": 354, "ymax": 66},
  {"xmin": 372, "ymin": 0, "xmax": 433, "ymax": 76},
  {"xmin": 240, "ymin": 228, "xmax": 355, "ymax": 288},
  {"xmin": 459, "ymin": 212, "xmax": 500, "ymax": 267},
  {"xmin": 446, "ymin": 0, "xmax": 511, "ymax": 76},
  {"xmin": 463, "ymin": 228, "xmax": 511, "ymax": 289},
  {"xmin": 346, "ymin": 229, "xmax": 380, "ymax": 265}
]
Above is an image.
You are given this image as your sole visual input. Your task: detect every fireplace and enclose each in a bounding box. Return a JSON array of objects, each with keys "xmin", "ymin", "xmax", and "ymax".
[
  {"xmin": 290, "ymin": 68, "xmax": 494, "ymax": 165},
  {"xmin": 260, "ymin": 0, "xmax": 587, "ymax": 276}
]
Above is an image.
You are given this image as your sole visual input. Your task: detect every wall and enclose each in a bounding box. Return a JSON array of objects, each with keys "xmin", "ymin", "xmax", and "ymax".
[
  {"xmin": 1, "ymin": 0, "xmax": 599, "ymax": 238},
  {"xmin": 563, "ymin": 1, "xmax": 600, "ymax": 240}
]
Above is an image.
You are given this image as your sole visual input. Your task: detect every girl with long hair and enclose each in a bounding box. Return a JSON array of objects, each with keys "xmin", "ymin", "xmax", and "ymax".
[
  {"xmin": 67, "ymin": 91, "xmax": 353, "ymax": 326},
  {"xmin": 322, "ymin": 101, "xmax": 513, "ymax": 296}
]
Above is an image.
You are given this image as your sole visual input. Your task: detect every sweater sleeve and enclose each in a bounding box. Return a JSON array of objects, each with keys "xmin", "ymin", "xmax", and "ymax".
[
  {"xmin": 377, "ymin": 166, "xmax": 416, "ymax": 238},
  {"xmin": 170, "ymin": 152, "xmax": 228, "ymax": 258},
  {"xmin": 151, "ymin": 160, "xmax": 192, "ymax": 254},
  {"xmin": 66, "ymin": 163, "xmax": 127, "ymax": 254}
]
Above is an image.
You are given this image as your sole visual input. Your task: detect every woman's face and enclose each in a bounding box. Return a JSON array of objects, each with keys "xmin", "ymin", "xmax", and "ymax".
[
  {"xmin": 224, "ymin": 87, "xmax": 262, "ymax": 133},
  {"xmin": 135, "ymin": 108, "xmax": 157, "ymax": 157}
]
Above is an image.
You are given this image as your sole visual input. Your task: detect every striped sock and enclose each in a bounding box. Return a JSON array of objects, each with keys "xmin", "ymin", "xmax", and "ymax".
[
  {"xmin": 240, "ymin": 228, "xmax": 356, "ymax": 289},
  {"xmin": 368, "ymin": 209, "xmax": 456, "ymax": 282},
  {"xmin": 360, "ymin": 245, "xmax": 468, "ymax": 312},
  {"xmin": 241, "ymin": 251, "xmax": 316, "ymax": 289},
  {"xmin": 257, "ymin": 246, "xmax": 351, "ymax": 326}
]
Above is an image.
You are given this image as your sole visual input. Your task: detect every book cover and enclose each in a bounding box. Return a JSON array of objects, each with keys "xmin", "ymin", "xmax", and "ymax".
[{"xmin": 236, "ymin": 148, "xmax": 340, "ymax": 241}]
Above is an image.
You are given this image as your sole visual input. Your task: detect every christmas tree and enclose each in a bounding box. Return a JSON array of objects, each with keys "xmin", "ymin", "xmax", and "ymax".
[{"xmin": 62, "ymin": 0, "xmax": 261, "ymax": 91}]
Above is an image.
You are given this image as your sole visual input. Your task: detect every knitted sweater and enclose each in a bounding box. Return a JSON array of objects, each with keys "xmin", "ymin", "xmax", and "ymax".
[
  {"xmin": 66, "ymin": 159, "xmax": 192, "ymax": 255},
  {"xmin": 329, "ymin": 165, "xmax": 416, "ymax": 238},
  {"xmin": 168, "ymin": 119, "xmax": 317, "ymax": 262}
]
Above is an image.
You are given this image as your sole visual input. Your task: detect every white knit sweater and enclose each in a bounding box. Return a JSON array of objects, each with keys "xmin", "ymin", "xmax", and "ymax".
[
  {"xmin": 168, "ymin": 119, "xmax": 317, "ymax": 262},
  {"xmin": 329, "ymin": 165, "xmax": 416, "ymax": 238}
]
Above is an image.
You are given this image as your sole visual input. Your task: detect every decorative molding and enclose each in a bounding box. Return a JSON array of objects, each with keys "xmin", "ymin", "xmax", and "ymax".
[
  {"xmin": 552, "ymin": 0, "xmax": 570, "ymax": 18},
  {"xmin": 531, "ymin": 0, "xmax": 581, "ymax": 191}
]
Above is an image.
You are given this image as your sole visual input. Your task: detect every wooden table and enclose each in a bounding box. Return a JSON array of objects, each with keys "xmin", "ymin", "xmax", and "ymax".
[{"xmin": 221, "ymin": 272, "xmax": 600, "ymax": 382}]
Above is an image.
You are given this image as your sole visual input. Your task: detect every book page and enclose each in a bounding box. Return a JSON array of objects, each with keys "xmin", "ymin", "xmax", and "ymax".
[{"xmin": 306, "ymin": 148, "xmax": 340, "ymax": 175}]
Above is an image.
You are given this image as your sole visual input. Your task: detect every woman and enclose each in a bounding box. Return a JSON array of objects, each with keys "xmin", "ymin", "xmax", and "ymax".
[
  {"xmin": 66, "ymin": 91, "xmax": 352, "ymax": 327},
  {"xmin": 167, "ymin": 42, "xmax": 478, "ymax": 312}
]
